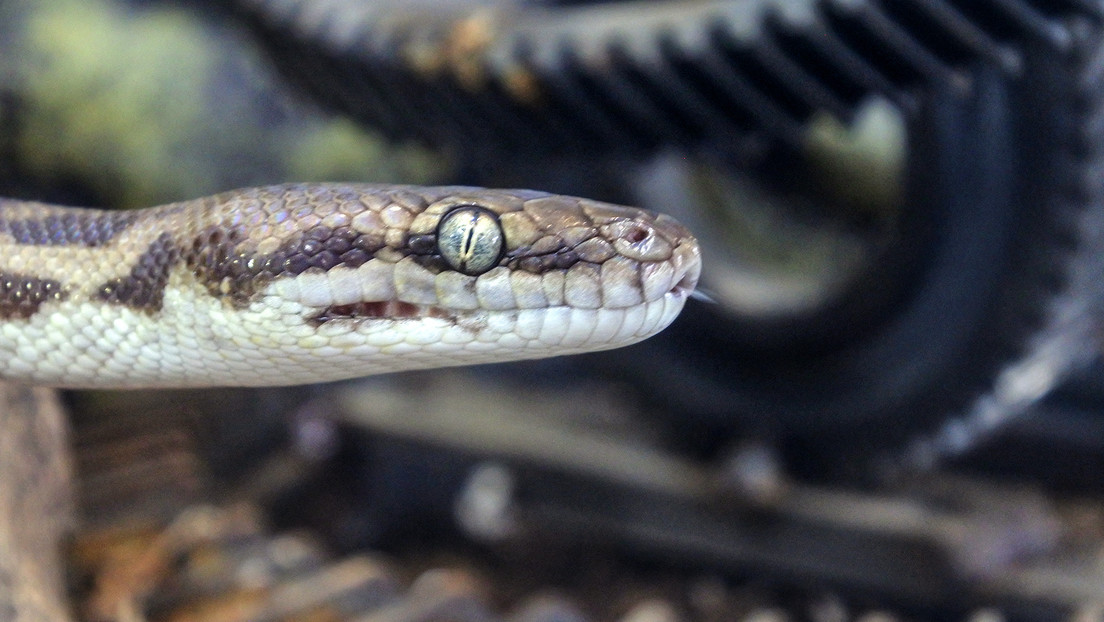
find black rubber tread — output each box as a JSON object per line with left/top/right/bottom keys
{"left": 232, "top": 0, "right": 1104, "bottom": 473}
{"left": 603, "top": 18, "right": 1104, "bottom": 477}
{"left": 901, "top": 17, "right": 1104, "bottom": 470}
{"left": 234, "top": 0, "right": 1104, "bottom": 157}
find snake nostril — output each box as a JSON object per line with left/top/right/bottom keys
{"left": 626, "top": 225, "right": 649, "bottom": 244}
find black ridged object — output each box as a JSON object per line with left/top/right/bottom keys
{"left": 235, "top": 0, "right": 1104, "bottom": 476}
{"left": 234, "top": 0, "right": 1103, "bottom": 157}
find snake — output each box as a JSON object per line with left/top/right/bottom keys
{"left": 0, "top": 183, "right": 700, "bottom": 388}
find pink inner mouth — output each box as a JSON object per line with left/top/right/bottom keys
{"left": 670, "top": 271, "right": 698, "bottom": 297}
{"left": 312, "top": 300, "right": 452, "bottom": 324}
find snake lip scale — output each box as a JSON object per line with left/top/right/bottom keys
{"left": 0, "top": 183, "right": 701, "bottom": 388}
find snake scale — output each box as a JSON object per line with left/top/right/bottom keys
{"left": 0, "top": 183, "right": 700, "bottom": 388}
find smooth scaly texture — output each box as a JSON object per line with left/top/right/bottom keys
{"left": 0, "top": 183, "right": 701, "bottom": 388}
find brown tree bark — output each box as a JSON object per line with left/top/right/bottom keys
{"left": 0, "top": 384, "right": 74, "bottom": 621}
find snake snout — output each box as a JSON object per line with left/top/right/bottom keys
{"left": 672, "top": 266, "right": 699, "bottom": 297}
{"left": 670, "top": 243, "right": 702, "bottom": 299}
{"left": 656, "top": 214, "right": 702, "bottom": 301}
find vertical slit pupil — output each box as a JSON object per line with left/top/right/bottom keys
{"left": 460, "top": 212, "right": 478, "bottom": 271}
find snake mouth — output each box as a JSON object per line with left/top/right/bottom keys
{"left": 670, "top": 272, "right": 697, "bottom": 298}
{"left": 310, "top": 300, "right": 454, "bottom": 324}
{"left": 668, "top": 247, "right": 703, "bottom": 299}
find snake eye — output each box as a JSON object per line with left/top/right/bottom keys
{"left": 436, "top": 206, "right": 505, "bottom": 276}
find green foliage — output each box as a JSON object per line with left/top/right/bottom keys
{"left": 12, "top": 0, "right": 444, "bottom": 208}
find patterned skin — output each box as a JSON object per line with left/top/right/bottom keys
{"left": 0, "top": 183, "right": 700, "bottom": 387}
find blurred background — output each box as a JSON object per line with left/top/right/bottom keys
{"left": 3, "top": 0, "right": 1104, "bottom": 620}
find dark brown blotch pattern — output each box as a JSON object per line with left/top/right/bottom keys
{"left": 185, "top": 224, "right": 391, "bottom": 306}
{"left": 181, "top": 188, "right": 653, "bottom": 308}
{"left": 0, "top": 272, "right": 67, "bottom": 319}
{"left": 276, "top": 226, "right": 391, "bottom": 276}
{"left": 506, "top": 237, "right": 584, "bottom": 273}
{"left": 94, "top": 233, "right": 181, "bottom": 311}
{"left": 0, "top": 210, "right": 138, "bottom": 247}
{"left": 186, "top": 226, "right": 259, "bottom": 306}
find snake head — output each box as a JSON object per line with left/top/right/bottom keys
{"left": 214, "top": 183, "right": 702, "bottom": 383}
{"left": 0, "top": 183, "right": 699, "bottom": 387}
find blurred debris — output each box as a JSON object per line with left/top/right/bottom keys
{"left": 62, "top": 367, "right": 1104, "bottom": 617}
{"left": 0, "top": 384, "right": 73, "bottom": 622}
{"left": 326, "top": 370, "right": 1104, "bottom": 610}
